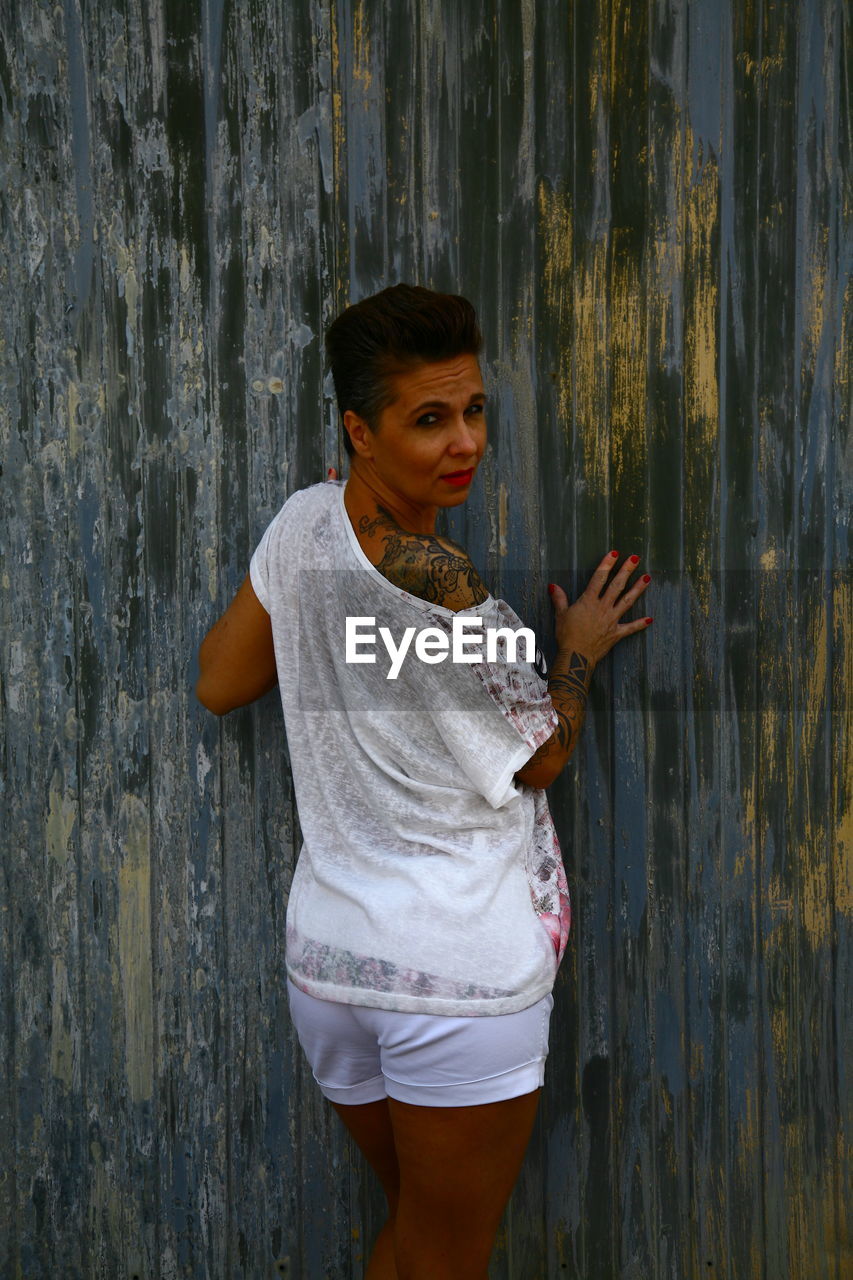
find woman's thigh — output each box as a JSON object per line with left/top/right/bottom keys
{"left": 330, "top": 1098, "right": 400, "bottom": 1212}
{"left": 389, "top": 1089, "right": 542, "bottom": 1277}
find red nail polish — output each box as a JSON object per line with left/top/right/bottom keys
{"left": 630, "top": 554, "right": 640, "bottom": 564}
{"left": 643, "top": 574, "right": 651, "bottom": 583}
{"left": 645, "top": 617, "right": 653, "bottom": 624}
{"left": 610, "top": 550, "right": 619, "bottom": 558}
{"left": 548, "top": 583, "right": 556, "bottom": 594}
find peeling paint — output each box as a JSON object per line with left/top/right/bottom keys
{"left": 574, "top": 240, "right": 611, "bottom": 490}
{"left": 609, "top": 251, "right": 645, "bottom": 495}
{"left": 351, "top": 0, "right": 372, "bottom": 92}
{"left": 117, "top": 795, "right": 153, "bottom": 1104}
{"left": 46, "top": 785, "right": 76, "bottom": 870}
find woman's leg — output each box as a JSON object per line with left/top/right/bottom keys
{"left": 331, "top": 1099, "right": 400, "bottom": 1279}
{"left": 388, "top": 1088, "right": 541, "bottom": 1280}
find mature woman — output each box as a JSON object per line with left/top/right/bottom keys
{"left": 196, "top": 284, "right": 651, "bottom": 1279}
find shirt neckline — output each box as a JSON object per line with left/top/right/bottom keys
{"left": 335, "top": 480, "right": 492, "bottom": 619}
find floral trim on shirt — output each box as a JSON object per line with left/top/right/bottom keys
{"left": 525, "top": 790, "right": 572, "bottom": 964}
{"left": 287, "top": 931, "right": 517, "bottom": 1002}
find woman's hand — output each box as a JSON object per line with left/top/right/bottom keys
{"left": 548, "top": 551, "right": 652, "bottom": 668}
{"left": 515, "top": 553, "right": 650, "bottom": 786}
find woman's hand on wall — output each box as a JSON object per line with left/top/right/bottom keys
{"left": 548, "top": 552, "right": 652, "bottom": 669}
{"left": 515, "top": 557, "right": 651, "bottom": 788}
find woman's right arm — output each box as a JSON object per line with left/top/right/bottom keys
{"left": 196, "top": 574, "right": 279, "bottom": 715}
{"left": 515, "top": 551, "right": 652, "bottom": 788}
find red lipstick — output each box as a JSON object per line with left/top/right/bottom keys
{"left": 441, "top": 468, "right": 475, "bottom": 487}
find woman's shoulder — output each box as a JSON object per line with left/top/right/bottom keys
{"left": 370, "top": 523, "right": 489, "bottom": 613}
{"left": 256, "top": 483, "right": 340, "bottom": 564}
{"left": 268, "top": 480, "right": 339, "bottom": 525}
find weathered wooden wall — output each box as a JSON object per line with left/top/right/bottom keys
{"left": 1, "top": 0, "right": 849, "bottom": 1276}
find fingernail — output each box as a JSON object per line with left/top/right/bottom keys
{"left": 610, "top": 550, "right": 619, "bottom": 558}
{"left": 327, "top": 468, "right": 334, "bottom": 478}
{"left": 643, "top": 574, "right": 651, "bottom": 583}
{"left": 645, "top": 617, "right": 653, "bottom": 624}
{"left": 630, "top": 554, "right": 640, "bottom": 564}
{"left": 548, "top": 583, "right": 556, "bottom": 594}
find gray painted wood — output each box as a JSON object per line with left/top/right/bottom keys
{"left": 1, "top": 0, "right": 848, "bottom": 1275}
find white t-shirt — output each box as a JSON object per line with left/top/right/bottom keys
{"left": 249, "top": 480, "right": 571, "bottom": 1016}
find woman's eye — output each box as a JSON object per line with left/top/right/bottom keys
{"left": 466, "top": 403, "right": 485, "bottom": 417}
{"left": 416, "top": 413, "right": 439, "bottom": 426}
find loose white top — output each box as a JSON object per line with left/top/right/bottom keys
{"left": 249, "top": 480, "right": 571, "bottom": 1016}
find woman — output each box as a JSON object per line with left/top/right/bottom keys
{"left": 196, "top": 284, "right": 652, "bottom": 1278}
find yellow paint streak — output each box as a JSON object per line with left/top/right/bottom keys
{"left": 67, "top": 378, "right": 82, "bottom": 456}
{"left": 685, "top": 235, "right": 717, "bottom": 423}
{"left": 329, "top": 2, "right": 347, "bottom": 295}
{"left": 648, "top": 111, "right": 686, "bottom": 366}
{"left": 46, "top": 786, "right": 76, "bottom": 868}
{"left": 798, "top": 595, "right": 833, "bottom": 946}
{"left": 574, "top": 240, "right": 610, "bottom": 490}
{"left": 801, "top": 221, "right": 829, "bottom": 383}
{"left": 838, "top": 271, "right": 851, "bottom": 411}
{"left": 352, "top": 0, "right": 372, "bottom": 92}
{"left": 179, "top": 246, "right": 192, "bottom": 295}
{"left": 108, "top": 213, "right": 138, "bottom": 344}
{"left": 609, "top": 244, "right": 645, "bottom": 494}
{"left": 732, "top": 1087, "right": 764, "bottom": 1274}
{"left": 537, "top": 182, "right": 574, "bottom": 441}
{"left": 833, "top": 575, "right": 853, "bottom": 923}
{"left": 759, "top": 698, "right": 795, "bottom": 835}
{"left": 538, "top": 182, "right": 573, "bottom": 321}
{"left": 683, "top": 138, "right": 720, "bottom": 615}
{"left": 117, "top": 794, "right": 154, "bottom": 1103}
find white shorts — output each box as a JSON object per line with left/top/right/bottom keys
{"left": 287, "top": 979, "right": 554, "bottom": 1108}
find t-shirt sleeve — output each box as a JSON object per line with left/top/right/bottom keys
{"left": 249, "top": 515, "right": 277, "bottom": 613}
{"left": 250, "top": 493, "right": 303, "bottom": 613}
{"left": 418, "top": 599, "right": 558, "bottom": 810}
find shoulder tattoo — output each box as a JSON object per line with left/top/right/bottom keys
{"left": 358, "top": 506, "right": 489, "bottom": 609}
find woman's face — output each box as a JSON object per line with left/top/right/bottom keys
{"left": 346, "top": 353, "right": 487, "bottom": 513}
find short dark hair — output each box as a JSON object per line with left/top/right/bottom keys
{"left": 325, "top": 284, "right": 483, "bottom": 457}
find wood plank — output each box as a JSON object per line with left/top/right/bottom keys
{"left": 568, "top": 0, "right": 618, "bottom": 1273}
{"left": 645, "top": 2, "right": 695, "bottom": 1277}
{"left": 533, "top": 5, "right": 582, "bottom": 1274}
{"left": 748, "top": 0, "right": 815, "bottom": 1275}
{"left": 607, "top": 0, "right": 657, "bottom": 1273}
{"left": 720, "top": 0, "right": 767, "bottom": 1272}
{"left": 489, "top": 6, "right": 546, "bottom": 1266}
{"left": 789, "top": 2, "right": 847, "bottom": 1271}
{"left": 681, "top": 0, "right": 727, "bottom": 1271}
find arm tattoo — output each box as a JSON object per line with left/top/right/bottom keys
{"left": 358, "top": 505, "right": 489, "bottom": 609}
{"left": 524, "top": 650, "right": 592, "bottom": 769}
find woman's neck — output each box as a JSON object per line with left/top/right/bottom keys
{"left": 343, "top": 462, "right": 438, "bottom": 536}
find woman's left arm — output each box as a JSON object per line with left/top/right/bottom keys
{"left": 196, "top": 471, "right": 340, "bottom": 714}
{"left": 195, "top": 574, "right": 278, "bottom": 715}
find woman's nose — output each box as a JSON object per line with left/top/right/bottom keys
{"left": 449, "top": 415, "right": 480, "bottom": 454}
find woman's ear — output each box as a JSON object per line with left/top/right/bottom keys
{"left": 343, "top": 409, "right": 374, "bottom": 459}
